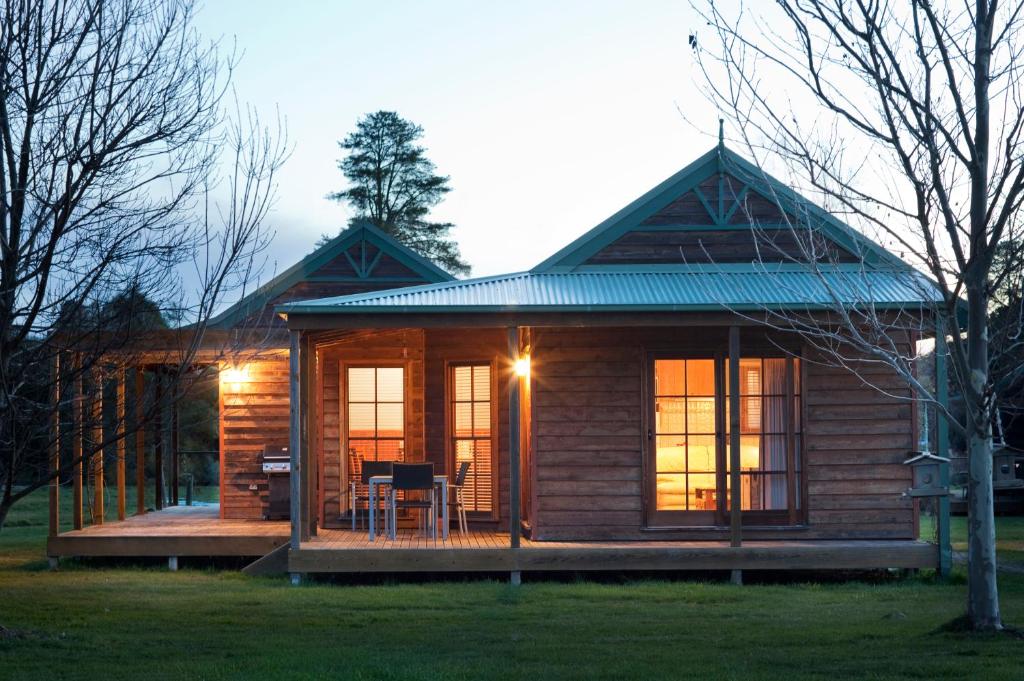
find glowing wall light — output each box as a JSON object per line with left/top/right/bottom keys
{"left": 220, "top": 364, "right": 250, "bottom": 390}
{"left": 514, "top": 356, "right": 530, "bottom": 378}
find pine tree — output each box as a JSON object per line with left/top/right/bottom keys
{"left": 325, "top": 111, "right": 470, "bottom": 275}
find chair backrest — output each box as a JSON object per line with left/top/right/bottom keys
{"left": 454, "top": 460, "right": 471, "bottom": 487}
{"left": 361, "top": 460, "right": 394, "bottom": 485}
{"left": 392, "top": 462, "right": 434, "bottom": 491}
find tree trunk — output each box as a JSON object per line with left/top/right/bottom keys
{"left": 965, "top": 277, "right": 1002, "bottom": 630}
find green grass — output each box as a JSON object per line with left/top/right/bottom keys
{"left": 2, "top": 490, "right": 1022, "bottom": 680}
{"left": 919, "top": 512, "right": 1024, "bottom": 567}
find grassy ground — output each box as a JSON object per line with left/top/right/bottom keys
{"left": 1, "top": 490, "right": 1022, "bottom": 680}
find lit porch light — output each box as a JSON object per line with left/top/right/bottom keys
{"left": 220, "top": 364, "right": 250, "bottom": 390}
{"left": 514, "top": 356, "right": 530, "bottom": 378}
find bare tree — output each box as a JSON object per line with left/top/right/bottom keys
{"left": 0, "top": 0, "right": 286, "bottom": 528}
{"left": 689, "top": 0, "right": 1024, "bottom": 631}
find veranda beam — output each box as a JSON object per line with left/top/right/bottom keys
{"left": 48, "top": 354, "right": 60, "bottom": 537}
{"left": 135, "top": 367, "right": 146, "bottom": 515}
{"left": 508, "top": 326, "right": 521, "bottom": 550}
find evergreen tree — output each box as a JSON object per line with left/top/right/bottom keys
{"left": 325, "top": 111, "right": 470, "bottom": 275}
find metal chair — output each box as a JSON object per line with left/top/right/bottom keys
{"left": 389, "top": 462, "right": 436, "bottom": 540}
{"left": 448, "top": 460, "right": 471, "bottom": 535}
{"left": 350, "top": 459, "right": 394, "bottom": 532}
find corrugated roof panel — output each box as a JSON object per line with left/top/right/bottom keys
{"left": 276, "top": 269, "right": 937, "bottom": 315}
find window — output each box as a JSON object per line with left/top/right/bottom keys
{"left": 347, "top": 367, "right": 405, "bottom": 477}
{"left": 653, "top": 359, "right": 717, "bottom": 513}
{"left": 450, "top": 363, "right": 494, "bottom": 515}
{"left": 726, "top": 357, "right": 801, "bottom": 514}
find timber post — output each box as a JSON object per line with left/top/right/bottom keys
{"left": 299, "top": 333, "right": 312, "bottom": 541}
{"left": 48, "top": 353, "right": 61, "bottom": 538}
{"left": 154, "top": 371, "right": 163, "bottom": 511}
{"left": 72, "top": 356, "right": 83, "bottom": 530}
{"left": 508, "top": 326, "right": 521, "bottom": 552}
{"left": 134, "top": 367, "right": 146, "bottom": 514}
{"left": 288, "top": 329, "right": 303, "bottom": 584}
{"left": 171, "top": 395, "right": 180, "bottom": 506}
{"left": 728, "top": 326, "right": 742, "bottom": 585}
{"left": 91, "top": 374, "right": 104, "bottom": 524}
{"left": 116, "top": 367, "right": 126, "bottom": 520}
{"left": 935, "top": 316, "right": 952, "bottom": 578}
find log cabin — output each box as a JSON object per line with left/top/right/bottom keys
{"left": 46, "top": 143, "right": 952, "bottom": 579}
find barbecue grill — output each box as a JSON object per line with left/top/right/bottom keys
{"left": 262, "top": 445, "right": 290, "bottom": 520}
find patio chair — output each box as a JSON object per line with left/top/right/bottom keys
{"left": 349, "top": 459, "right": 394, "bottom": 532}
{"left": 448, "top": 460, "right": 471, "bottom": 535}
{"left": 389, "top": 462, "right": 435, "bottom": 540}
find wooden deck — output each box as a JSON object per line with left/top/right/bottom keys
{"left": 46, "top": 506, "right": 289, "bottom": 558}
{"left": 289, "top": 528, "right": 939, "bottom": 574}
{"left": 45, "top": 512, "right": 939, "bottom": 574}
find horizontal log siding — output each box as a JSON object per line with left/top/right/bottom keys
{"left": 531, "top": 327, "right": 917, "bottom": 541}
{"left": 803, "top": 352, "right": 915, "bottom": 539}
{"left": 220, "top": 360, "right": 290, "bottom": 519}
{"left": 532, "top": 328, "right": 645, "bottom": 539}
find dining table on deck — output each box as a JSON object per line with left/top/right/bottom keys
{"left": 367, "top": 474, "right": 449, "bottom": 541}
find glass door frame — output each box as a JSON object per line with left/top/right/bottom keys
{"left": 643, "top": 351, "right": 727, "bottom": 528}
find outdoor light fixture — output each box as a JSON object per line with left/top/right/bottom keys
{"left": 514, "top": 356, "right": 530, "bottom": 378}
{"left": 221, "top": 364, "right": 250, "bottom": 389}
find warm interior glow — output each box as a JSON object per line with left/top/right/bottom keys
{"left": 220, "top": 364, "right": 250, "bottom": 389}
{"left": 514, "top": 356, "right": 530, "bottom": 378}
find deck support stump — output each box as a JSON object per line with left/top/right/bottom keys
{"left": 48, "top": 557, "right": 59, "bottom": 570}
{"left": 168, "top": 556, "right": 178, "bottom": 571}
{"left": 290, "top": 572, "right": 302, "bottom": 586}
{"left": 730, "top": 569, "right": 743, "bottom": 585}
{"left": 510, "top": 570, "right": 522, "bottom": 585}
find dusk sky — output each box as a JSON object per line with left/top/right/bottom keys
{"left": 193, "top": 1, "right": 721, "bottom": 280}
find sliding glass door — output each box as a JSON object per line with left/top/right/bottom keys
{"left": 646, "top": 354, "right": 802, "bottom": 528}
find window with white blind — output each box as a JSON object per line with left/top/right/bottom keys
{"left": 347, "top": 367, "right": 405, "bottom": 480}
{"left": 449, "top": 363, "right": 495, "bottom": 515}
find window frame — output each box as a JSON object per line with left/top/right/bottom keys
{"left": 340, "top": 362, "right": 408, "bottom": 498}
{"left": 643, "top": 351, "right": 806, "bottom": 529}
{"left": 445, "top": 359, "right": 500, "bottom": 521}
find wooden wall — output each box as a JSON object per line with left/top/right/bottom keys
{"left": 220, "top": 359, "right": 290, "bottom": 520}
{"left": 530, "top": 326, "right": 916, "bottom": 541}
{"left": 221, "top": 323, "right": 916, "bottom": 540}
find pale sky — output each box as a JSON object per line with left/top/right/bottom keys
{"left": 192, "top": 1, "right": 721, "bottom": 280}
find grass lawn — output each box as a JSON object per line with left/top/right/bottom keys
{"left": 1, "top": 489, "right": 1022, "bottom": 680}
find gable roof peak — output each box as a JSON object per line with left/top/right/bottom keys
{"left": 532, "top": 144, "right": 912, "bottom": 274}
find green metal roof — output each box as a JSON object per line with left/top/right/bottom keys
{"left": 275, "top": 145, "right": 939, "bottom": 319}
{"left": 208, "top": 220, "right": 453, "bottom": 329}
{"left": 276, "top": 266, "right": 937, "bottom": 315}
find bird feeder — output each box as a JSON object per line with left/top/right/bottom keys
{"left": 903, "top": 451, "right": 950, "bottom": 497}
{"left": 992, "top": 443, "right": 1024, "bottom": 490}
